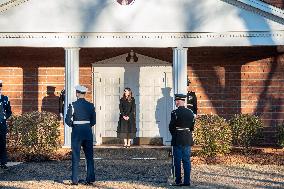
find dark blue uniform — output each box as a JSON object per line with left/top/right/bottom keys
{"left": 65, "top": 98, "right": 96, "bottom": 184}
{"left": 187, "top": 91, "right": 197, "bottom": 115}
{"left": 0, "top": 94, "right": 12, "bottom": 167}
{"left": 59, "top": 89, "right": 65, "bottom": 116}
{"left": 169, "top": 106, "right": 195, "bottom": 146}
{"left": 169, "top": 105, "right": 194, "bottom": 186}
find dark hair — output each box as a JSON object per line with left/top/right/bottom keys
{"left": 122, "top": 87, "right": 133, "bottom": 102}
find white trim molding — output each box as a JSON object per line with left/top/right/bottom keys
{"left": 0, "top": 0, "right": 29, "bottom": 13}
{"left": 221, "top": 0, "right": 284, "bottom": 25}
{"left": 0, "top": 31, "right": 284, "bottom": 47}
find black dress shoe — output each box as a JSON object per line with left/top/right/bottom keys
{"left": 79, "top": 180, "right": 94, "bottom": 185}
{"left": 170, "top": 182, "right": 182, "bottom": 186}
{"left": 84, "top": 181, "right": 94, "bottom": 185}
{"left": 181, "top": 183, "right": 191, "bottom": 186}
{"left": 78, "top": 179, "right": 94, "bottom": 185}
{"left": 71, "top": 182, "right": 78, "bottom": 185}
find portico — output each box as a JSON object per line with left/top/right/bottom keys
{"left": 0, "top": 0, "right": 284, "bottom": 146}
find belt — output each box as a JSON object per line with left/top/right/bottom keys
{"left": 73, "top": 121, "right": 90, "bottom": 124}
{"left": 176, "top": 127, "right": 191, "bottom": 131}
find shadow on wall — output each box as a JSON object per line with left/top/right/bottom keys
{"left": 155, "top": 87, "right": 173, "bottom": 144}
{"left": 181, "top": 0, "right": 283, "bottom": 128}
{"left": 78, "top": 1, "right": 108, "bottom": 46}
{"left": 238, "top": 3, "right": 284, "bottom": 130}
{"left": 253, "top": 54, "right": 284, "bottom": 144}
{"left": 41, "top": 86, "right": 60, "bottom": 119}
{"left": 188, "top": 47, "right": 279, "bottom": 121}
{"left": 0, "top": 47, "right": 65, "bottom": 114}
{"left": 22, "top": 67, "right": 38, "bottom": 113}
{"left": 188, "top": 48, "right": 243, "bottom": 119}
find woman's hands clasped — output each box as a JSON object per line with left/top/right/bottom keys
{"left": 123, "top": 115, "right": 129, "bottom": 121}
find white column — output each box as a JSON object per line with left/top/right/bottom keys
{"left": 64, "top": 48, "right": 80, "bottom": 147}
{"left": 173, "top": 47, "right": 188, "bottom": 95}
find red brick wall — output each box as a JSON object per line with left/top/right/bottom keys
{"left": 188, "top": 47, "right": 283, "bottom": 145}
{"left": 0, "top": 47, "right": 283, "bottom": 145}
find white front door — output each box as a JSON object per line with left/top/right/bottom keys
{"left": 139, "top": 67, "right": 173, "bottom": 145}
{"left": 93, "top": 67, "right": 124, "bottom": 145}
{"left": 93, "top": 55, "right": 173, "bottom": 145}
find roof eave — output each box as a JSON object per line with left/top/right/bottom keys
{"left": 221, "top": 0, "right": 284, "bottom": 25}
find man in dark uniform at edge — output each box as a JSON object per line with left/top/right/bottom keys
{"left": 0, "top": 80, "right": 12, "bottom": 170}
{"left": 59, "top": 89, "right": 65, "bottom": 118}
{"left": 187, "top": 80, "right": 197, "bottom": 116}
{"left": 65, "top": 85, "right": 96, "bottom": 185}
{"left": 169, "top": 94, "right": 195, "bottom": 186}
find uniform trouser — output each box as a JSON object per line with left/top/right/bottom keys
{"left": 173, "top": 145, "right": 191, "bottom": 185}
{"left": 0, "top": 132, "right": 7, "bottom": 165}
{"left": 71, "top": 138, "right": 95, "bottom": 183}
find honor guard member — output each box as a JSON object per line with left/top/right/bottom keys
{"left": 169, "top": 94, "right": 194, "bottom": 186}
{"left": 65, "top": 85, "right": 96, "bottom": 185}
{"left": 187, "top": 80, "right": 197, "bottom": 116}
{"left": 0, "top": 80, "right": 12, "bottom": 170}
{"left": 59, "top": 89, "right": 65, "bottom": 118}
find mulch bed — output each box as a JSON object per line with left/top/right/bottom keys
{"left": 191, "top": 147, "right": 284, "bottom": 165}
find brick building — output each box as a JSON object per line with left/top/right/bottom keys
{"left": 0, "top": 0, "right": 283, "bottom": 146}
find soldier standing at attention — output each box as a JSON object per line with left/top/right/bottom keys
{"left": 65, "top": 85, "right": 96, "bottom": 185}
{"left": 169, "top": 94, "right": 195, "bottom": 186}
{"left": 187, "top": 80, "right": 197, "bottom": 116}
{"left": 0, "top": 80, "right": 12, "bottom": 170}
{"left": 59, "top": 89, "right": 65, "bottom": 119}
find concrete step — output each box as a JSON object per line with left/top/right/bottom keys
{"left": 80, "top": 145, "right": 171, "bottom": 160}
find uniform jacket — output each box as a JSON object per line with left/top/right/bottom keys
{"left": 0, "top": 94, "right": 12, "bottom": 133}
{"left": 59, "top": 89, "right": 65, "bottom": 114}
{"left": 169, "top": 106, "right": 194, "bottom": 146}
{"left": 187, "top": 91, "right": 197, "bottom": 115}
{"left": 65, "top": 98, "right": 96, "bottom": 140}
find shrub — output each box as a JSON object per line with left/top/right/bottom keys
{"left": 194, "top": 115, "right": 232, "bottom": 157}
{"left": 276, "top": 121, "right": 284, "bottom": 148}
{"left": 7, "top": 111, "right": 61, "bottom": 161}
{"left": 229, "top": 114, "right": 263, "bottom": 151}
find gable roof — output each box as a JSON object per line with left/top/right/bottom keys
{"left": 94, "top": 53, "right": 171, "bottom": 66}
{"left": 0, "top": 0, "right": 284, "bottom": 47}
{"left": 1, "top": 0, "right": 284, "bottom": 32}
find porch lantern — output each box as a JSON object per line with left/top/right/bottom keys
{"left": 126, "top": 50, "right": 138, "bottom": 62}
